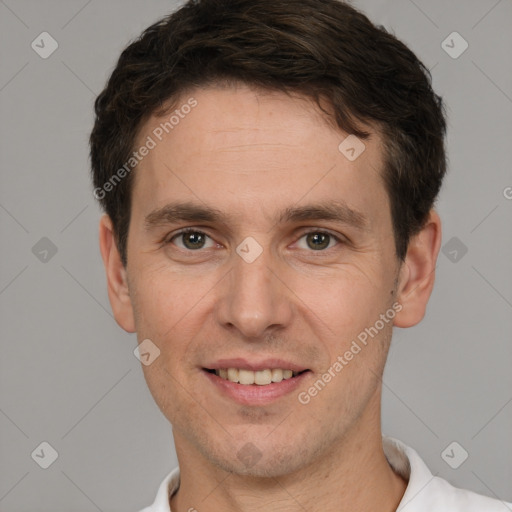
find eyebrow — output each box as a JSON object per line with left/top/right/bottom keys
{"left": 144, "top": 200, "right": 369, "bottom": 232}
{"left": 278, "top": 202, "right": 368, "bottom": 231}
{"left": 144, "top": 202, "right": 226, "bottom": 230}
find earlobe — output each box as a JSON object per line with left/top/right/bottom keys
{"left": 393, "top": 210, "right": 442, "bottom": 328}
{"left": 98, "top": 214, "right": 136, "bottom": 333}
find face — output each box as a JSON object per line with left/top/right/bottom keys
{"left": 104, "top": 83, "right": 427, "bottom": 478}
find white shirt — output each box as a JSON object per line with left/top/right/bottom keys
{"left": 139, "top": 436, "right": 511, "bottom": 511}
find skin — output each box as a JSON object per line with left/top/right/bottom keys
{"left": 99, "top": 83, "right": 442, "bottom": 511}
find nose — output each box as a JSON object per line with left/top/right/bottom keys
{"left": 215, "top": 245, "right": 294, "bottom": 340}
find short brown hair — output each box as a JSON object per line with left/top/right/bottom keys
{"left": 90, "top": 0, "right": 447, "bottom": 266}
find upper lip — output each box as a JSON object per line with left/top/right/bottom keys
{"left": 203, "top": 358, "right": 309, "bottom": 372}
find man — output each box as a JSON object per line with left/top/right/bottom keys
{"left": 90, "top": 0, "right": 511, "bottom": 510}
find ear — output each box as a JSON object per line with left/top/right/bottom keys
{"left": 393, "top": 209, "right": 442, "bottom": 328}
{"left": 98, "top": 214, "right": 136, "bottom": 333}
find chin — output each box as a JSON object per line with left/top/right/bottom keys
{"left": 201, "top": 436, "right": 322, "bottom": 479}
{"left": 213, "top": 453, "right": 303, "bottom": 479}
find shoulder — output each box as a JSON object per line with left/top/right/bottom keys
{"left": 137, "top": 467, "right": 180, "bottom": 512}
{"left": 418, "top": 474, "right": 511, "bottom": 511}
{"left": 383, "top": 436, "right": 512, "bottom": 512}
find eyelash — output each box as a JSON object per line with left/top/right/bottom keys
{"left": 164, "top": 227, "right": 344, "bottom": 251}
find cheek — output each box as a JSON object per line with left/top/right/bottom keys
{"left": 131, "top": 267, "right": 203, "bottom": 333}
{"left": 141, "top": 362, "right": 190, "bottom": 428}
{"left": 130, "top": 266, "right": 218, "bottom": 383}
{"left": 294, "top": 265, "right": 390, "bottom": 338}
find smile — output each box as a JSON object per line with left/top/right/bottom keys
{"left": 206, "top": 368, "right": 306, "bottom": 385}
{"left": 203, "top": 367, "right": 311, "bottom": 405}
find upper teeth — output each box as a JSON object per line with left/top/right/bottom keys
{"left": 215, "top": 368, "right": 298, "bottom": 385}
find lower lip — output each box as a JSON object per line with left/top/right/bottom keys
{"left": 203, "top": 370, "right": 311, "bottom": 405}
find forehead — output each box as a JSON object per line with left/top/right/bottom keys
{"left": 131, "top": 84, "right": 389, "bottom": 228}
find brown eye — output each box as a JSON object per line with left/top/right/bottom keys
{"left": 169, "top": 229, "right": 214, "bottom": 250}
{"left": 296, "top": 231, "right": 340, "bottom": 251}
{"left": 181, "top": 231, "right": 206, "bottom": 249}
{"left": 305, "top": 232, "right": 331, "bottom": 250}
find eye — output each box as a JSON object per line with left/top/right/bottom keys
{"left": 296, "top": 230, "right": 341, "bottom": 251}
{"left": 168, "top": 228, "right": 216, "bottom": 250}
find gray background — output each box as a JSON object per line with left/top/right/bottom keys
{"left": 0, "top": 0, "right": 511, "bottom": 510}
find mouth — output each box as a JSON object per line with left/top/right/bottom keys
{"left": 203, "top": 367, "right": 309, "bottom": 386}
{"left": 201, "top": 357, "right": 312, "bottom": 405}
{"left": 202, "top": 365, "right": 312, "bottom": 405}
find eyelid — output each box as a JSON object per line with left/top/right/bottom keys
{"left": 295, "top": 227, "right": 344, "bottom": 241}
